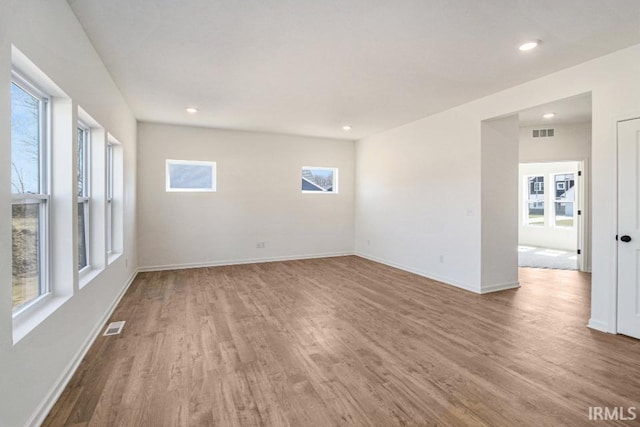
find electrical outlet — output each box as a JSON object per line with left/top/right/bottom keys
{"left": 367, "top": 239, "right": 371, "bottom": 246}
{"left": 439, "top": 255, "right": 444, "bottom": 263}
{"left": 256, "top": 242, "right": 266, "bottom": 249}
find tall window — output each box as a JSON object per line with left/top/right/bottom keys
{"left": 526, "top": 176, "right": 544, "bottom": 226}
{"left": 11, "top": 73, "right": 49, "bottom": 310}
{"left": 554, "top": 173, "right": 575, "bottom": 227}
{"left": 77, "top": 124, "right": 90, "bottom": 271}
{"left": 106, "top": 143, "right": 114, "bottom": 253}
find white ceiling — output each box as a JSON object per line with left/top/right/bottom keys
{"left": 67, "top": 0, "right": 640, "bottom": 140}
{"left": 519, "top": 93, "right": 592, "bottom": 127}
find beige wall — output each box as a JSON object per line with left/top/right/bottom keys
{"left": 137, "top": 122, "right": 355, "bottom": 270}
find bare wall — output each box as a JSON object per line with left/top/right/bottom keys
{"left": 0, "top": 0, "right": 137, "bottom": 426}
{"left": 137, "top": 122, "right": 355, "bottom": 270}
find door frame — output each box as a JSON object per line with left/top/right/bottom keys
{"left": 615, "top": 116, "right": 640, "bottom": 334}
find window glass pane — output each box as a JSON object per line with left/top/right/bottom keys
{"left": 78, "top": 202, "right": 88, "bottom": 270}
{"left": 107, "top": 145, "right": 113, "bottom": 253}
{"left": 167, "top": 161, "right": 215, "bottom": 191}
{"left": 302, "top": 167, "right": 336, "bottom": 192}
{"left": 554, "top": 173, "right": 575, "bottom": 201}
{"left": 77, "top": 128, "right": 85, "bottom": 197}
{"left": 528, "top": 176, "right": 544, "bottom": 199}
{"left": 526, "top": 176, "right": 544, "bottom": 226}
{"left": 12, "top": 203, "right": 41, "bottom": 309}
{"left": 107, "top": 145, "right": 113, "bottom": 199}
{"left": 554, "top": 173, "right": 575, "bottom": 227}
{"left": 555, "top": 202, "right": 574, "bottom": 227}
{"left": 527, "top": 202, "right": 545, "bottom": 226}
{"left": 11, "top": 83, "right": 40, "bottom": 194}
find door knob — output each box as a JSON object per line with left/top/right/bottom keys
{"left": 621, "top": 235, "right": 632, "bottom": 242}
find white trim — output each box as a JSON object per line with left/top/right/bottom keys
{"left": 480, "top": 281, "right": 520, "bottom": 294}
{"left": 587, "top": 318, "right": 610, "bottom": 334}
{"left": 26, "top": 269, "right": 139, "bottom": 427}
{"left": 355, "top": 252, "right": 481, "bottom": 294}
{"left": 138, "top": 252, "right": 355, "bottom": 272}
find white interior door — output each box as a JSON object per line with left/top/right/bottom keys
{"left": 617, "top": 118, "right": 640, "bottom": 339}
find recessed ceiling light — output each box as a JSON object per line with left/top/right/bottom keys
{"left": 185, "top": 107, "right": 198, "bottom": 114}
{"left": 543, "top": 113, "right": 556, "bottom": 119}
{"left": 342, "top": 125, "right": 352, "bottom": 131}
{"left": 519, "top": 40, "right": 541, "bottom": 51}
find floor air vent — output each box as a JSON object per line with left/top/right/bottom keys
{"left": 103, "top": 321, "right": 126, "bottom": 336}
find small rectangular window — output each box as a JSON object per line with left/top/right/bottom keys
{"left": 11, "top": 73, "right": 50, "bottom": 311}
{"left": 166, "top": 160, "right": 216, "bottom": 192}
{"left": 302, "top": 167, "right": 338, "bottom": 193}
{"left": 525, "top": 175, "right": 544, "bottom": 226}
{"left": 77, "top": 123, "right": 91, "bottom": 271}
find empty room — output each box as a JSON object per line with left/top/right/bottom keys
{"left": 2, "top": 1, "right": 640, "bottom": 426}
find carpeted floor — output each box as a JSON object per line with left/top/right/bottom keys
{"left": 518, "top": 245, "right": 578, "bottom": 270}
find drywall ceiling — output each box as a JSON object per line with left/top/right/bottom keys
{"left": 67, "top": 0, "right": 640, "bottom": 140}
{"left": 519, "top": 93, "right": 592, "bottom": 127}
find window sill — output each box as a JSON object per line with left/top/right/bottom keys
{"left": 108, "top": 251, "right": 122, "bottom": 266}
{"left": 12, "top": 294, "right": 71, "bottom": 344}
{"left": 79, "top": 267, "right": 103, "bottom": 289}
{"left": 301, "top": 191, "right": 339, "bottom": 194}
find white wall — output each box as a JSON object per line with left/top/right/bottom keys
{"left": 137, "top": 122, "right": 355, "bottom": 270}
{"left": 518, "top": 161, "right": 580, "bottom": 251}
{"left": 481, "top": 115, "right": 520, "bottom": 292}
{"left": 355, "top": 43, "right": 640, "bottom": 334}
{"left": 520, "top": 122, "right": 591, "bottom": 162}
{"left": 0, "top": 1, "right": 137, "bottom": 426}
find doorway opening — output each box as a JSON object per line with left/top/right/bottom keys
{"left": 516, "top": 93, "right": 592, "bottom": 272}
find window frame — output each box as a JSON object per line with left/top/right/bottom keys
{"left": 524, "top": 175, "right": 545, "bottom": 227}
{"left": 553, "top": 172, "right": 576, "bottom": 229}
{"left": 301, "top": 166, "right": 339, "bottom": 194}
{"left": 10, "top": 70, "right": 52, "bottom": 314}
{"left": 77, "top": 122, "right": 91, "bottom": 273}
{"left": 106, "top": 143, "right": 114, "bottom": 254}
{"left": 165, "top": 159, "right": 217, "bottom": 192}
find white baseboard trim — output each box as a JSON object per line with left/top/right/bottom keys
{"left": 587, "top": 318, "right": 610, "bottom": 334}
{"left": 27, "top": 269, "right": 139, "bottom": 427}
{"left": 355, "top": 252, "right": 481, "bottom": 294}
{"left": 138, "top": 251, "right": 356, "bottom": 272}
{"left": 480, "top": 281, "right": 520, "bottom": 294}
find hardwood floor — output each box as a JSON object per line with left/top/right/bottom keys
{"left": 44, "top": 257, "right": 640, "bottom": 426}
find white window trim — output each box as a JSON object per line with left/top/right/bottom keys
{"left": 165, "top": 159, "right": 217, "bottom": 192}
{"left": 11, "top": 70, "right": 51, "bottom": 314}
{"left": 301, "top": 166, "right": 339, "bottom": 194}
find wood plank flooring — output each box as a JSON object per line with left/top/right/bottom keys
{"left": 44, "top": 256, "right": 640, "bottom": 426}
